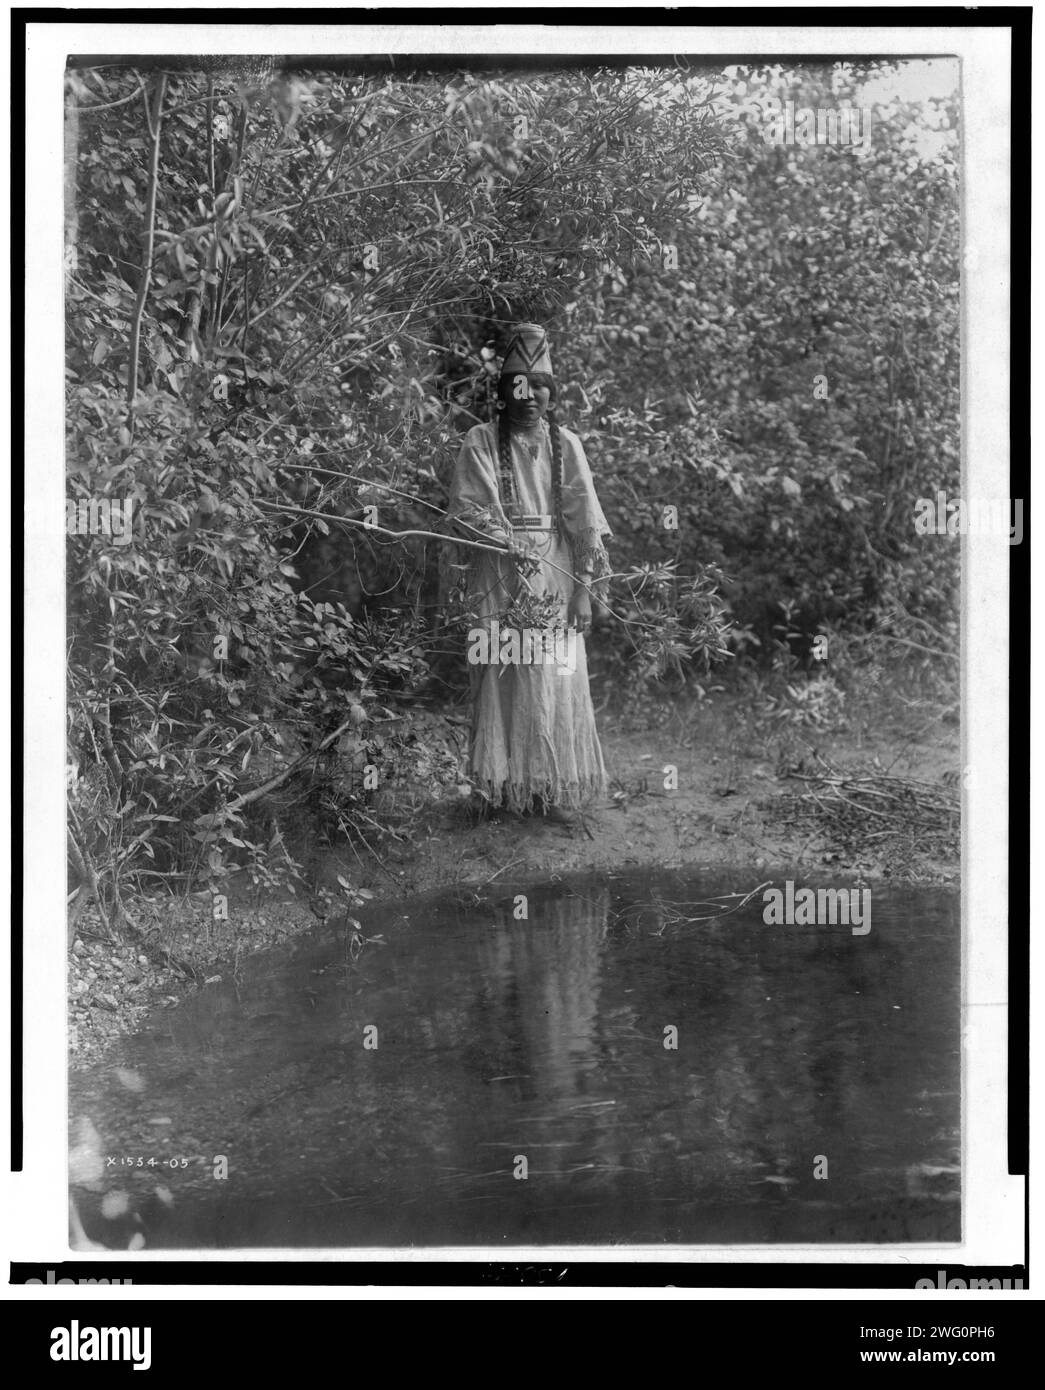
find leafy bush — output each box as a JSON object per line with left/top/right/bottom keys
{"left": 65, "top": 58, "right": 958, "bottom": 926}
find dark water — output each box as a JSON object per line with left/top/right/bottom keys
{"left": 70, "top": 869, "right": 960, "bottom": 1248}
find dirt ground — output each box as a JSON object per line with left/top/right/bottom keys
{"left": 347, "top": 663, "right": 961, "bottom": 892}
{"left": 69, "top": 676, "right": 960, "bottom": 1069}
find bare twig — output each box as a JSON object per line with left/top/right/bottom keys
{"left": 125, "top": 73, "right": 167, "bottom": 433}
{"left": 73, "top": 79, "right": 147, "bottom": 115}
{"left": 220, "top": 715, "right": 358, "bottom": 815}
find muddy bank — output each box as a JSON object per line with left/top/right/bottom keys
{"left": 70, "top": 680, "right": 959, "bottom": 1069}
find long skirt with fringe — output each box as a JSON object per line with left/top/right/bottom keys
{"left": 465, "top": 527, "right": 607, "bottom": 814}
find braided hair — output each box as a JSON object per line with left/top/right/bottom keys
{"left": 496, "top": 372, "right": 563, "bottom": 526}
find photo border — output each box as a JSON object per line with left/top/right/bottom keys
{"left": 11, "top": 6, "right": 1031, "bottom": 1294}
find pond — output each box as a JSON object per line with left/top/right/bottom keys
{"left": 70, "top": 868, "right": 960, "bottom": 1248}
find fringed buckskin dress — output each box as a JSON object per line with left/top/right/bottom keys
{"left": 447, "top": 415, "right": 612, "bottom": 814}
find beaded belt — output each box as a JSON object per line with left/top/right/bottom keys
{"left": 508, "top": 514, "right": 556, "bottom": 531}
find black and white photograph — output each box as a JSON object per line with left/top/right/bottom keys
{"left": 14, "top": 13, "right": 1029, "bottom": 1298}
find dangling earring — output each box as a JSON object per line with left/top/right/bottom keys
{"left": 494, "top": 400, "right": 505, "bottom": 412}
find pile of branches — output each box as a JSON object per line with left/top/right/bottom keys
{"left": 779, "top": 755, "right": 960, "bottom": 863}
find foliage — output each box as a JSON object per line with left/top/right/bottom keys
{"left": 558, "top": 62, "right": 960, "bottom": 661}
{"left": 64, "top": 57, "right": 959, "bottom": 925}
{"left": 66, "top": 60, "right": 732, "bottom": 920}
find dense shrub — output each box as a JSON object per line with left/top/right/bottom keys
{"left": 65, "top": 58, "right": 958, "bottom": 921}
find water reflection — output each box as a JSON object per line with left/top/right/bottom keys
{"left": 478, "top": 886, "right": 613, "bottom": 1097}
{"left": 70, "top": 870, "right": 960, "bottom": 1247}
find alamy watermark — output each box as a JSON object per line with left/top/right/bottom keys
{"left": 762, "top": 99, "right": 873, "bottom": 153}
{"left": 467, "top": 621, "right": 578, "bottom": 675}
{"left": 27, "top": 1271, "right": 133, "bottom": 1285}
{"left": 50, "top": 1321, "right": 151, "bottom": 1370}
{"left": 762, "top": 880, "right": 871, "bottom": 936}
{"left": 915, "top": 1270, "right": 1022, "bottom": 1290}
{"left": 914, "top": 491, "right": 1023, "bottom": 544}
{"left": 66, "top": 497, "right": 135, "bottom": 546}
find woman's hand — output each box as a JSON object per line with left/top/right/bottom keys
{"left": 567, "top": 585, "right": 593, "bottom": 636}
{"left": 507, "top": 544, "right": 541, "bottom": 578}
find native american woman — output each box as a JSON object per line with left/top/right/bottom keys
{"left": 446, "top": 323, "right": 612, "bottom": 816}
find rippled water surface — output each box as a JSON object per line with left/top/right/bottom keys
{"left": 70, "top": 869, "right": 960, "bottom": 1247}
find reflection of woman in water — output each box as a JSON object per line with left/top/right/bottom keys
{"left": 446, "top": 324, "right": 612, "bottom": 818}
{"left": 478, "top": 886, "right": 614, "bottom": 1101}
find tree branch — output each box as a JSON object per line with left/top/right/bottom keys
{"left": 221, "top": 715, "right": 358, "bottom": 814}
{"left": 125, "top": 73, "right": 167, "bottom": 433}
{"left": 255, "top": 499, "right": 510, "bottom": 556}
{"left": 73, "top": 79, "right": 146, "bottom": 115}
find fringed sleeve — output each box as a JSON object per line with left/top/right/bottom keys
{"left": 438, "top": 424, "right": 512, "bottom": 618}
{"left": 558, "top": 428, "right": 613, "bottom": 587}
{"left": 446, "top": 424, "right": 513, "bottom": 547}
